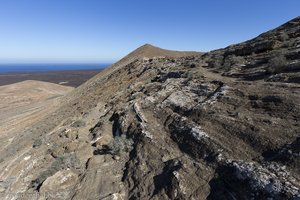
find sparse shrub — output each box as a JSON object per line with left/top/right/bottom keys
{"left": 33, "top": 138, "right": 42, "bottom": 148}
{"left": 233, "top": 55, "right": 246, "bottom": 64}
{"left": 223, "top": 55, "right": 246, "bottom": 70}
{"left": 104, "top": 135, "right": 133, "bottom": 156}
{"left": 54, "top": 153, "right": 80, "bottom": 169}
{"left": 282, "top": 39, "right": 295, "bottom": 48}
{"left": 190, "top": 63, "right": 196, "bottom": 68}
{"left": 31, "top": 153, "right": 80, "bottom": 190}
{"left": 71, "top": 120, "right": 86, "bottom": 128}
{"left": 267, "top": 53, "right": 287, "bottom": 74}
{"left": 211, "top": 54, "right": 224, "bottom": 68}
{"left": 279, "top": 32, "right": 289, "bottom": 42}
{"left": 279, "top": 32, "right": 293, "bottom": 48}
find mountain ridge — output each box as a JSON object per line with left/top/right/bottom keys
{"left": 0, "top": 17, "right": 299, "bottom": 199}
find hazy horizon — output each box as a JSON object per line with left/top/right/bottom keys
{"left": 0, "top": 0, "right": 299, "bottom": 63}
{"left": 0, "top": 63, "right": 110, "bottom": 73}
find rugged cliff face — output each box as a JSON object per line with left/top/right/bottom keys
{"left": 0, "top": 17, "right": 300, "bottom": 200}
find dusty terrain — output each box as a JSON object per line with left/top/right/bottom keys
{"left": 0, "top": 80, "right": 73, "bottom": 167}
{"left": 0, "top": 69, "right": 103, "bottom": 87}
{"left": 0, "top": 17, "right": 300, "bottom": 200}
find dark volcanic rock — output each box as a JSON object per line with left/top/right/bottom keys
{"left": 0, "top": 17, "right": 300, "bottom": 200}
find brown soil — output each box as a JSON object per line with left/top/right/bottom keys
{"left": 0, "top": 17, "right": 299, "bottom": 200}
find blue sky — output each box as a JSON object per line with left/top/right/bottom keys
{"left": 0, "top": 0, "right": 299, "bottom": 63}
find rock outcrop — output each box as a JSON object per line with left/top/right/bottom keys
{"left": 0, "top": 17, "right": 300, "bottom": 200}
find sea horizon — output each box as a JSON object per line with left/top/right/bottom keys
{"left": 0, "top": 63, "right": 111, "bottom": 73}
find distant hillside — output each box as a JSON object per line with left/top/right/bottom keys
{"left": 0, "top": 80, "right": 72, "bottom": 154}
{"left": 0, "top": 69, "right": 102, "bottom": 87}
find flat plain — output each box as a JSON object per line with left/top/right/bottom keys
{"left": 0, "top": 69, "right": 103, "bottom": 87}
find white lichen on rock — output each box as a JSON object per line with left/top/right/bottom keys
{"left": 226, "top": 160, "right": 300, "bottom": 198}
{"left": 191, "top": 127, "right": 208, "bottom": 141}
{"left": 204, "top": 85, "right": 229, "bottom": 105}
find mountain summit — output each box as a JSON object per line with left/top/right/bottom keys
{"left": 124, "top": 43, "right": 201, "bottom": 59}
{"left": 0, "top": 17, "right": 300, "bottom": 199}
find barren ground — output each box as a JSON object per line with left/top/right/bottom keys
{"left": 0, "top": 69, "right": 103, "bottom": 87}
{"left": 0, "top": 80, "right": 73, "bottom": 154}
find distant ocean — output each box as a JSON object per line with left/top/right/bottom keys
{"left": 0, "top": 63, "right": 110, "bottom": 73}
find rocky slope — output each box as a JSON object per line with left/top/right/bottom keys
{"left": 0, "top": 17, "right": 300, "bottom": 200}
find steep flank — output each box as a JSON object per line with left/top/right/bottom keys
{"left": 89, "top": 43, "right": 201, "bottom": 80}
{"left": 203, "top": 16, "right": 300, "bottom": 82}
{"left": 0, "top": 18, "right": 299, "bottom": 200}
{"left": 66, "top": 44, "right": 202, "bottom": 101}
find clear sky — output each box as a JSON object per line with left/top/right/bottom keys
{"left": 0, "top": 0, "right": 299, "bottom": 63}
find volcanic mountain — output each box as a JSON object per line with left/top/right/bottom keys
{"left": 0, "top": 17, "right": 300, "bottom": 200}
